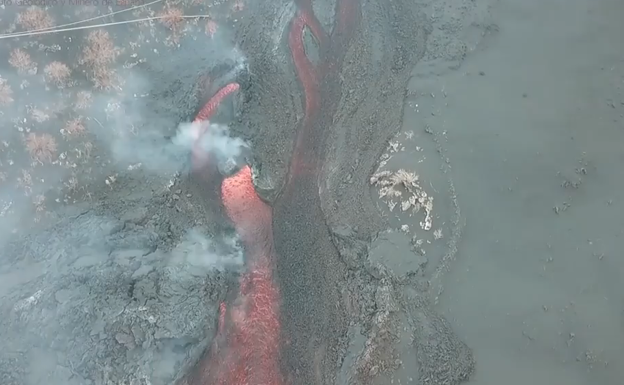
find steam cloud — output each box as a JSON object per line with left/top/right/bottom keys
{"left": 171, "top": 228, "right": 245, "bottom": 273}
{"left": 0, "top": 4, "right": 251, "bottom": 384}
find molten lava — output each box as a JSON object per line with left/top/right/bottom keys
{"left": 187, "top": 0, "right": 360, "bottom": 383}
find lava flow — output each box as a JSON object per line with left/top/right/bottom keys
{"left": 185, "top": 0, "right": 360, "bottom": 383}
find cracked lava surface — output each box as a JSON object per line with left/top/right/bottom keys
{"left": 184, "top": 0, "right": 360, "bottom": 383}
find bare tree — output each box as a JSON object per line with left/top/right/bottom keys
{"left": 44, "top": 61, "right": 71, "bottom": 86}
{"left": 159, "top": 6, "right": 184, "bottom": 31}
{"left": 16, "top": 6, "right": 54, "bottom": 31}
{"left": 25, "top": 133, "right": 58, "bottom": 163}
{"left": 9, "top": 48, "right": 35, "bottom": 73}
{"left": 62, "top": 118, "right": 86, "bottom": 137}
{"left": 81, "top": 30, "right": 119, "bottom": 69}
{"left": 0, "top": 77, "right": 14, "bottom": 105}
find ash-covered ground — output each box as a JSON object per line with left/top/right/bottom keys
{"left": 0, "top": 0, "right": 493, "bottom": 384}
{"left": 0, "top": 2, "right": 253, "bottom": 384}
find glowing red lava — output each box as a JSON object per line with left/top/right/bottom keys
{"left": 189, "top": 81, "right": 284, "bottom": 384}
{"left": 188, "top": 0, "right": 359, "bottom": 383}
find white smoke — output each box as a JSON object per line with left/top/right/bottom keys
{"left": 174, "top": 120, "right": 250, "bottom": 174}
{"left": 170, "top": 227, "right": 244, "bottom": 272}
{"left": 106, "top": 116, "right": 249, "bottom": 176}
